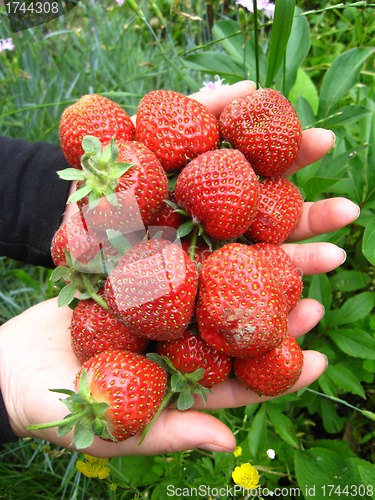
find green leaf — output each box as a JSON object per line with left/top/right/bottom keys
{"left": 72, "top": 421, "right": 95, "bottom": 449}
{"left": 275, "top": 7, "right": 311, "bottom": 95}
{"left": 288, "top": 68, "right": 318, "bottom": 115}
{"left": 177, "top": 220, "right": 194, "bottom": 238}
{"left": 247, "top": 403, "right": 266, "bottom": 459}
{"left": 320, "top": 105, "right": 371, "bottom": 129}
{"left": 177, "top": 387, "right": 195, "bottom": 411}
{"left": 57, "top": 168, "right": 85, "bottom": 181}
{"left": 317, "top": 47, "right": 374, "bottom": 122}
{"left": 295, "top": 447, "right": 374, "bottom": 499}
{"left": 82, "top": 135, "right": 102, "bottom": 154}
{"left": 329, "top": 329, "right": 375, "bottom": 360}
{"left": 50, "top": 266, "right": 69, "bottom": 282}
{"left": 265, "top": 0, "right": 296, "bottom": 88}
{"left": 183, "top": 52, "right": 244, "bottom": 79}
{"left": 57, "top": 283, "right": 77, "bottom": 307}
{"left": 106, "top": 229, "right": 132, "bottom": 256}
{"left": 328, "top": 292, "right": 375, "bottom": 327}
{"left": 307, "top": 274, "right": 332, "bottom": 328}
{"left": 67, "top": 184, "right": 92, "bottom": 204}
{"left": 363, "top": 218, "right": 375, "bottom": 265}
{"left": 325, "top": 363, "right": 366, "bottom": 399}
{"left": 266, "top": 404, "right": 299, "bottom": 448}
{"left": 330, "top": 271, "right": 370, "bottom": 292}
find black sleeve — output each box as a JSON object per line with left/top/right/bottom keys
{"left": 0, "top": 389, "right": 18, "bottom": 445}
{"left": 0, "top": 137, "right": 71, "bottom": 268}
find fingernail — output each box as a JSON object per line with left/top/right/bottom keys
{"left": 354, "top": 204, "right": 361, "bottom": 221}
{"left": 320, "top": 304, "right": 325, "bottom": 320}
{"left": 323, "top": 354, "right": 329, "bottom": 369}
{"left": 340, "top": 249, "right": 347, "bottom": 266}
{"left": 329, "top": 130, "right": 336, "bottom": 148}
{"left": 199, "top": 443, "right": 235, "bottom": 453}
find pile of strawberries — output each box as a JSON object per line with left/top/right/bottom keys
{"left": 31, "top": 89, "right": 306, "bottom": 449}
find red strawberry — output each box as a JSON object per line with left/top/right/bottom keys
{"left": 196, "top": 243, "right": 288, "bottom": 358}
{"left": 105, "top": 238, "right": 198, "bottom": 341}
{"left": 51, "top": 210, "right": 103, "bottom": 268}
{"left": 252, "top": 242, "right": 303, "bottom": 312}
{"left": 157, "top": 329, "right": 232, "bottom": 388}
{"left": 62, "top": 139, "right": 168, "bottom": 236}
{"left": 174, "top": 149, "right": 259, "bottom": 240}
{"left": 28, "top": 350, "right": 167, "bottom": 448}
{"left": 219, "top": 88, "right": 302, "bottom": 177}
{"left": 59, "top": 94, "right": 135, "bottom": 169}
{"left": 70, "top": 296, "right": 148, "bottom": 364}
{"left": 244, "top": 177, "right": 303, "bottom": 245}
{"left": 233, "top": 333, "right": 304, "bottom": 396}
{"left": 135, "top": 90, "right": 220, "bottom": 173}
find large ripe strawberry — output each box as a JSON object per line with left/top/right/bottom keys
{"left": 135, "top": 90, "right": 220, "bottom": 173}
{"left": 105, "top": 238, "right": 198, "bottom": 341}
{"left": 174, "top": 149, "right": 259, "bottom": 240}
{"left": 70, "top": 296, "right": 148, "bottom": 364}
{"left": 233, "top": 333, "right": 304, "bottom": 396}
{"left": 157, "top": 328, "right": 232, "bottom": 388}
{"left": 59, "top": 94, "right": 135, "bottom": 169}
{"left": 219, "top": 88, "right": 302, "bottom": 177}
{"left": 244, "top": 177, "right": 303, "bottom": 245}
{"left": 196, "top": 243, "right": 288, "bottom": 358}
{"left": 28, "top": 350, "right": 167, "bottom": 448}
{"left": 252, "top": 242, "right": 303, "bottom": 312}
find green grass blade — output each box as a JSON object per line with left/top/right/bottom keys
{"left": 265, "top": 0, "right": 296, "bottom": 88}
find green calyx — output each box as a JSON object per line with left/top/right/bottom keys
{"left": 57, "top": 136, "right": 134, "bottom": 205}
{"left": 50, "top": 251, "right": 107, "bottom": 309}
{"left": 146, "top": 353, "right": 212, "bottom": 412}
{"left": 27, "top": 369, "right": 114, "bottom": 450}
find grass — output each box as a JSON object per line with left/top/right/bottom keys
{"left": 1, "top": 0, "right": 375, "bottom": 498}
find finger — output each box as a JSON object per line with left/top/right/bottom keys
{"left": 189, "top": 80, "right": 256, "bottom": 118}
{"left": 288, "top": 298, "right": 325, "bottom": 338}
{"left": 194, "top": 350, "right": 327, "bottom": 411}
{"left": 287, "top": 198, "right": 360, "bottom": 242}
{"left": 284, "top": 128, "right": 336, "bottom": 176}
{"left": 281, "top": 241, "right": 346, "bottom": 275}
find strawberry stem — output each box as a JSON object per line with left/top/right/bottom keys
{"left": 189, "top": 225, "right": 199, "bottom": 262}
{"left": 82, "top": 274, "right": 109, "bottom": 310}
{"left": 27, "top": 408, "right": 91, "bottom": 431}
{"left": 139, "top": 390, "right": 172, "bottom": 446}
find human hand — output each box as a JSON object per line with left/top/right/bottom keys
{"left": 1, "top": 82, "right": 359, "bottom": 457}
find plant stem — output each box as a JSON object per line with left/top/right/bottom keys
{"left": 189, "top": 225, "right": 199, "bottom": 262}
{"left": 253, "top": 0, "right": 260, "bottom": 87}
{"left": 28, "top": 408, "right": 90, "bottom": 431}
{"left": 82, "top": 274, "right": 109, "bottom": 310}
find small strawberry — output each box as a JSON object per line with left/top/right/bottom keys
{"left": 50, "top": 211, "right": 107, "bottom": 308}
{"left": 59, "top": 94, "right": 135, "bottom": 169}
{"left": 51, "top": 211, "right": 102, "bottom": 268}
{"left": 28, "top": 350, "right": 168, "bottom": 448}
{"left": 196, "top": 243, "right": 288, "bottom": 358}
{"left": 70, "top": 296, "right": 148, "bottom": 364}
{"left": 105, "top": 238, "right": 198, "bottom": 341}
{"left": 244, "top": 177, "right": 303, "bottom": 245}
{"left": 252, "top": 242, "right": 303, "bottom": 312}
{"left": 233, "top": 333, "right": 304, "bottom": 396}
{"left": 157, "top": 328, "right": 232, "bottom": 388}
{"left": 174, "top": 149, "right": 259, "bottom": 240}
{"left": 135, "top": 90, "right": 220, "bottom": 173}
{"left": 219, "top": 88, "right": 302, "bottom": 177}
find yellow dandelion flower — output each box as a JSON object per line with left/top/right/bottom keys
{"left": 233, "top": 446, "right": 243, "bottom": 458}
{"left": 76, "top": 454, "right": 111, "bottom": 480}
{"left": 232, "top": 463, "right": 259, "bottom": 489}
